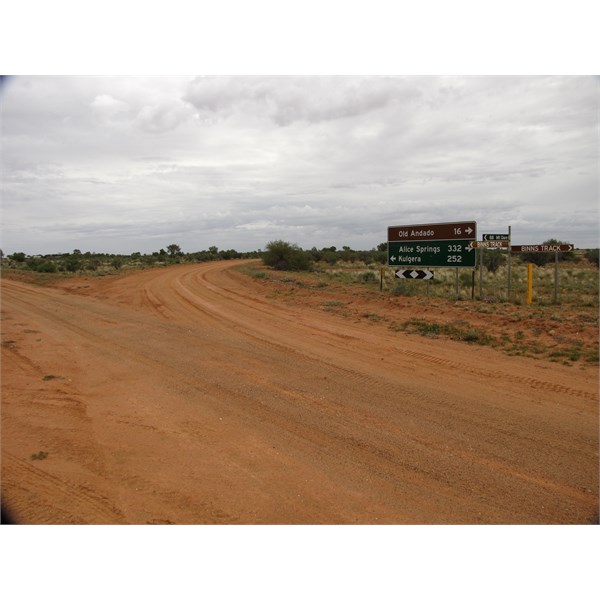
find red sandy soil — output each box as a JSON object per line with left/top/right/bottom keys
{"left": 1, "top": 260, "right": 598, "bottom": 524}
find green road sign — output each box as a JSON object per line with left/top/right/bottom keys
{"left": 388, "top": 240, "right": 476, "bottom": 267}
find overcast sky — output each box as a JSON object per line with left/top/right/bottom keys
{"left": 1, "top": 75, "right": 598, "bottom": 255}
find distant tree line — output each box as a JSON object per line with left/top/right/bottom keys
{"left": 2, "top": 242, "right": 392, "bottom": 275}
{"left": 2, "top": 245, "right": 262, "bottom": 274}
{"left": 2, "top": 239, "right": 597, "bottom": 275}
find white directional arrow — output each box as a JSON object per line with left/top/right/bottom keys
{"left": 466, "top": 244, "right": 474, "bottom": 252}
{"left": 390, "top": 255, "right": 397, "bottom": 262}
{"left": 466, "top": 227, "right": 473, "bottom": 235}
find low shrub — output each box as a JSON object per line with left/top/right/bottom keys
{"left": 263, "top": 240, "right": 312, "bottom": 271}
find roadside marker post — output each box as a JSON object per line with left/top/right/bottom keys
{"left": 527, "top": 264, "right": 533, "bottom": 305}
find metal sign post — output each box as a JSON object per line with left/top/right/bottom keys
{"left": 455, "top": 268, "right": 459, "bottom": 299}
{"left": 479, "top": 245, "right": 484, "bottom": 299}
{"left": 507, "top": 226, "right": 512, "bottom": 300}
{"left": 554, "top": 251, "right": 559, "bottom": 304}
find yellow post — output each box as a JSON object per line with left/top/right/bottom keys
{"left": 527, "top": 263, "right": 533, "bottom": 304}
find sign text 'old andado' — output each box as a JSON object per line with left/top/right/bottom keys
{"left": 388, "top": 221, "right": 476, "bottom": 242}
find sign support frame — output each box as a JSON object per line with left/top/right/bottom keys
{"left": 507, "top": 225, "right": 512, "bottom": 300}
{"left": 479, "top": 244, "right": 484, "bottom": 299}
{"left": 554, "top": 251, "right": 559, "bottom": 304}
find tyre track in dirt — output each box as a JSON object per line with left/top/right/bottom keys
{"left": 1, "top": 295, "right": 130, "bottom": 524}
{"left": 2, "top": 261, "right": 598, "bottom": 524}
{"left": 172, "top": 263, "right": 597, "bottom": 405}
{"left": 2, "top": 452, "right": 125, "bottom": 524}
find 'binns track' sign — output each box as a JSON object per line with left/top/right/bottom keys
{"left": 510, "top": 244, "right": 574, "bottom": 253}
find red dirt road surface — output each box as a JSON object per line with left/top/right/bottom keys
{"left": 2, "top": 260, "right": 598, "bottom": 524}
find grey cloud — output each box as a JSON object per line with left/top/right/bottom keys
{"left": 184, "top": 76, "right": 421, "bottom": 125}
{"left": 90, "top": 94, "right": 130, "bottom": 122}
{"left": 134, "top": 101, "right": 194, "bottom": 133}
{"left": 134, "top": 155, "right": 174, "bottom": 162}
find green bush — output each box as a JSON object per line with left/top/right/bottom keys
{"left": 85, "top": 259, "right": 101, "bottom": 271}
{"left": 26, "top": 257, "right": 57, "bottom": 272}
{"left": 263, "top": 240, "right": 312, "bottom": 271}
{"left": 322, "top": 250, "right": 338, "bottom": 265}
{"left": 459, "top": 271, "right": 473, "bottom": 286}
{"left": 357, "top": 271, "right": 378, "bottom": 283}
{"left": 482, "top": 249, "right": 506, "bottom": 273}
{"left": 64, "top": 257, "right": 81, "bottom": 272}
{"left": 585, "top": 248, "right": 599, "bottom": 267}
{"left": 35, "top": 261, "right": 57, "bottom": 273}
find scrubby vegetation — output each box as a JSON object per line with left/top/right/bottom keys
{"left": 2, "top": 239, "right": 597, "bottom": 309}
{"left": 586, "top": 248, "right": 599, "bottom": 267}
{"left": 259, "top": 241, "right": 386, "bottom": 272}
{"left": 262, "top": 240, "right": 313, "bottom": 271}
{"left": 1, "top": 245, "right": 262, "bottom": 276}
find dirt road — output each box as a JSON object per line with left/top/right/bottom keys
{"left": 2, "top": 260, "right": 598, "bottom": 524}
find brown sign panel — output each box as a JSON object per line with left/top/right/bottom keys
{"left": 388, "top": 221, "right": 476, "bottom": 242}
{"left": 510, "top": 244, "right": 574, "bottom": 253}
{"left": 470, "top": 240, "right": 509, "bottom": 249}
